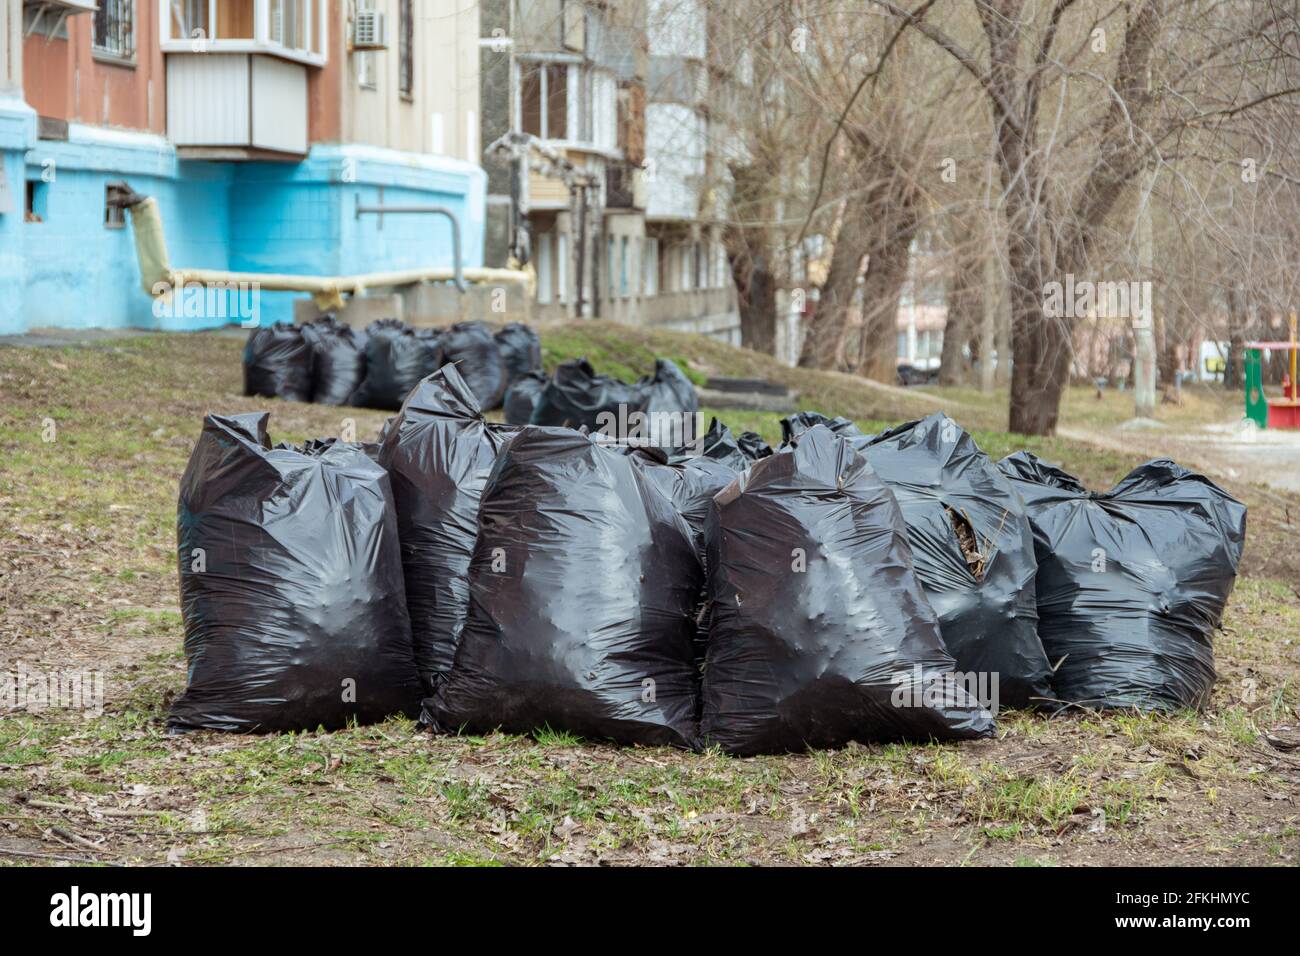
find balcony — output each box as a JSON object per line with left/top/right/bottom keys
{"left": 161, "top": 0, "right": 327, "bottom": 159}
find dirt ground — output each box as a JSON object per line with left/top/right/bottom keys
{"left": 1, "top": 330, "right": 1297, "bottom": 866}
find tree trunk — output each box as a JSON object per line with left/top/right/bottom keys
{"left": 799, "top": 211, "right": 865, "bottom": 370}
{"left": 979, "top": 252, "right": 998, "bottom": 393}
{"left": 1006, "top": 229, "right": 1071, "bottom": 435}
{"left": 730, "top": 249, "right": 778, "bottom": 356}
{"left": 993, "top": 268, "right": 1011, "bottom": 388}
{"left": 856, "top": 227, "right": 914, "bottom": 382}
{"left": 939, "top": 244, "right": 981, "bottom": 386}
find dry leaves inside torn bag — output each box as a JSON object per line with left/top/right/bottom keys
{"left": 861, "top": 413, "right": 1052, "bottom": 708}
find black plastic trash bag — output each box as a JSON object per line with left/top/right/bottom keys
{"left": 170, "top": 412, "right": 421, "bottom": 733}
{"left": 637, "top": 358, "right": 701, "bottom": 453}
{"left": 430, "top": 427, "right": 702, "bottom": 748}
{"left": 735, "top": 430, "right": 774, "bottom": 462}
{"left": 494, "top": 322, "right": 543, "bottom": 386}
{"left": 701, "top": 426, "right": 996, "bottom": 755}
{"left": 687, "top": 417, "right": 773, "bottom": 470}
{"left": 379, "top": 365, "right": 514, "bottom": 695}
{"left": 303, "top": 315, "right": 367, "bottom": 406}
{"left": 440, "top": 321, "right": 507, "bottom": 411}
{"left": 503, "top": 370, "right": 548, "bottom": 425}
{"left": 243, "top": 323, "right": 313, "bottom": 402}
{"left": 349, "top": 319, "right": 443, "bottom": 410}
{"left": 998, "top": 452, "right": 1247, "bottom": 712}
{"left": 861, "top": 414, "right": 1050, "bottom": 708}
{"left": 629, "top": 449, "right": 739, "bottom": 668}
{"left": 531, "top": 357, "right": 646, "bottom": 433}
{"left": 780, "top": 410, "right": 870, "bottom": 448}
{"left": 281, "top": 435, "right": 382, "bottom": 464}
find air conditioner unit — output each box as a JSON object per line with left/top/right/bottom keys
{"left": 353, "top": 10, "right": 388, "bottom": 49}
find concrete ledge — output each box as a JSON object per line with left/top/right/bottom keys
{"left": 294, "top": 294, "right": 403, "bottom": 328}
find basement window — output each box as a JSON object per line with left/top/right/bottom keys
{"left": 104, "top": 185, "right": 125, "bottom": 229}
{"left": 25, "top": 180, "right": 48, "bottom": 223}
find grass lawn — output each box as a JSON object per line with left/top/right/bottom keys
{"left": 0, "top": 323, "right": 1296, "bottom": 866}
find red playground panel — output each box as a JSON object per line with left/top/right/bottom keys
{"left": 1268, "top": 400, "right": 1300, "bottom": 429}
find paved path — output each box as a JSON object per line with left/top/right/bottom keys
{"left": 1060, "top": 419, "right": 1300, "bottom": 494}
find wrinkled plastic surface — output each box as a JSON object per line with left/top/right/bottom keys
{"left": 701, "top": 426, "right": 996, "bottom": 755}
{"left": 349, "top": 319, "right": 443, "bottom": 410}
{"left": 637, "top": 358, "right": 701, "bottom": 453}
{"left": 630, "top": 450, "right": 740, "bottom": 667}
{"left": 243, "top": 323, "right": 313, "bottom": 402}
{"left": 431, "top": 427, "right": 701, "bottom": 747}
{"left": 379, "top": 365, "right": 513, "bottom": 695}
{"left": 503, "top": 370, "right": 548, "bottom": 426}
{"left": 861, "top": 414, "right": 1051, "bottom": 708}
{"left": 687, "top": 417, "right": 773, "bottom": 470}
{"left": 780, "top": 410, "right": 870, "bottom": 447}
{"left": 494, "top": 322, "right": 543, "bottom": 386}
{"left": 439, "top": 321, "right": 507, "bottom": 411}
{"left": 531, "top": 357, "right": 646, "bottom": 432}
{"left": 303, "top": 315, "right": 368, "bottom": 405}
{"left": 170, "top": 413, "right": 420, "bottom": 732}
{"left": 999, "top": 452, "right": 1247, "bottom": 711}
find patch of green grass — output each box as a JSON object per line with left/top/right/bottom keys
{"left": 531, "top": 725, "right": 585, "bottom": 748}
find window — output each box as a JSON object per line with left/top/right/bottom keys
{"left": 399, "top": 0, "right": 414, "bottom": 97}
{"left": 619, "top": 237, "right": 628, "bottom": 298}
{"left": 536, "top": 233, "right": 554, "bottom": 305}
{"left": 93, "top": 0, "right": 134, "bottom": 60}
{"left": 591, "top": 72, "right": 616, "bottom": 151}
{"left": 269, "top": 0, "right": 308, "bottom": 49}
{"left": 171, "top": 0, "right": 208, "bottom": 41}
{"left": 642, "top": 238, "right": 658, "bottom": 296}
{"left": 556, "top": 234, "right": 568, "bottom": 303}
{"left": 520, "top": 63, "right": 568, "bottom": 140}
{"left": 25, "top": 180, "right": 48, "bottom": 224}
{"left": 163, "top": 1, "right": 326, "bottom": 64}
{"left": 104, "top": 185, "right": 125, "bottom": 229}
{"left": 607, "top": 237, "right": 616, "bottom": 299}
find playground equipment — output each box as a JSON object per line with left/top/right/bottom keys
{"left": 1244, "top": 314, "right": 1300, "bottom": 429}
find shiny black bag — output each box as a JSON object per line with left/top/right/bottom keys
{"left": 999, "top": 453, "right": 1247, "bottom": 711}
{"left": 701, "top": 426, "right": 996, "bottom": 755}
{"left": 861, "top": 413, "right": 1051, "bottom": 708}
{"left": 243, "top": 323, "right": 313, "bottom": 402}
{"left": 303, "top": 315, "right": 367, "bottom": 406}
{"left": 440, "top": 321, "right": 507, "bottom": 411}
{"left": 170, "top": 412, "right": 420, "bottom": 732}
{"left": 379, "top": 365, "right": 514, "bottom": 695}
{"left": 494, "top": 322, "right": 543, "bottom": 386}
{"left": 431, "top": 427, "right": 701, "bottom": 747}
{"left": 349, "top": 319, "right": 443, "bottom": 410}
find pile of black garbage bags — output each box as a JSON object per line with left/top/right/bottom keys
{"left": 243, "top": 316, "right": 541, "bottom": 412}
{"left": 171, "top": 378, "right": 1247, "bottom": 755}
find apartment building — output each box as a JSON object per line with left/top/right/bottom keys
{"left": 480, "top": 0, "right": 739, "bottom": 341}
{"left": 1, "top": 0, "right": 483, "bottom": 334}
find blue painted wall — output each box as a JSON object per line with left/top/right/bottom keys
{"left": 0, "top": 105, "right": 486, "bottom": 336}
